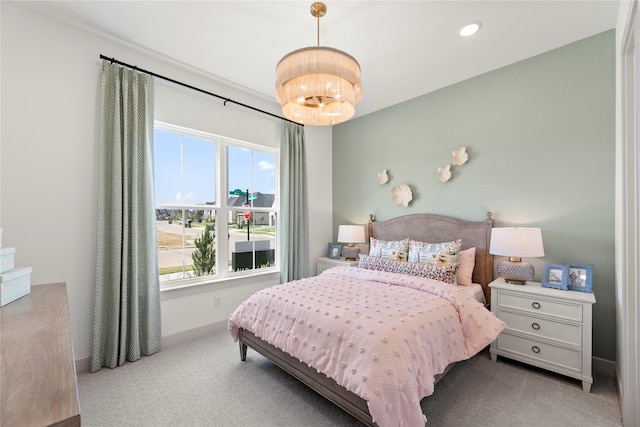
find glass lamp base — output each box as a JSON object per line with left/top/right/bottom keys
{"left": 497, "top": 260, "right": 535, "bottom": 285}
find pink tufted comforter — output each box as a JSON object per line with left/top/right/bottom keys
{"left": 228, "top": 267, "right": 505, "bottom": 427}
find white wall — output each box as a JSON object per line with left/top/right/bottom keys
{"left": 305, "top": 125, "right": 333, "bottom": 272}
{"left": 0, "top": 3, "right": 3, "bottom": 226}
{"left": 0, "top": 3, "right": 333, "bottom": 367}
{"left": 615, "top": 2, "right": 640, "bottom": 426}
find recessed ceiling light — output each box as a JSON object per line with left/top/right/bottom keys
{"left": 459, "top": 22, "right": 481, "bottom": 37}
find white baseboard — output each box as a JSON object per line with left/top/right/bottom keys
{"left": 161, "top": 321, "right": 226, "bottom": 348}
{"left": 77, "top": 326, "right": 617, "bottom": 377}
{"left": 75, "top": 357, "right": 90, "bottom": 373}
{"left": 593, "top": 356, "right": 616, "bottom": 376}
{"left": 75, "top": 321, "right": 227, "bottom": 374}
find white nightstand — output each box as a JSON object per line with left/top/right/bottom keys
{"left": 316, "top": 257, "right": 359, "bottom": 275}
{"left": 489, "top": 278, "right": 596, "bottom": 392}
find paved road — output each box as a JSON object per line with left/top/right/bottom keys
{"left": 156, "top": 221, "right": 275, "bottom": 274}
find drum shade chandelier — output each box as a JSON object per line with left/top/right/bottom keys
{"left": 275, "top": 2, "right": 362, "bottom": 126}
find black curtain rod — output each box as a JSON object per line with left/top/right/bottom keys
{"left": 99, "top": 54, "right": 301, "bottom": 126}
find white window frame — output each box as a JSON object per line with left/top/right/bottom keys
{"left": 154, "top": 121, "right": 280, "bottom": 291}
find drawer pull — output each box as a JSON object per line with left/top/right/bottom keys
{"left": 531, "top": 322, "right": 541, "bottom": 330}
{"left": 532, "top": 346, "right": 541, "bottom": 354}
{"left": 532, "top": 302, "right": 541, "bottom": 309}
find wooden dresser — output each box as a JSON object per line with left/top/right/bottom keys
{"left": 1, "top": 282, "right": 81, "bottom": 426}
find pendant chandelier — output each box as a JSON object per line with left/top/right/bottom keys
{"left": 275, "top": 2, "right": 362, "bottom": 126}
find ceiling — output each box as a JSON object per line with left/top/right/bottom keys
{"left": 21, "top": 1, "right": 619, "bottom": 120}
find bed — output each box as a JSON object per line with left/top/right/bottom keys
{"left": 228, "top": 212, "right": 504, "bottom": 426}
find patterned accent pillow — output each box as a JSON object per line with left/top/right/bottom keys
{"left": 368, "top": 237, "right": 409, "bottom": 261}
{"left": 358, "top": 254, "right": 459, "bottom": 285}
{"left": 407, "top": 239, "right": 462, "bottom": 265}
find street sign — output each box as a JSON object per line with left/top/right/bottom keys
{"left": 243, "top": 212, "right": 251, "bottom": 220}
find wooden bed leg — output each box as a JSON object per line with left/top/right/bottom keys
{"left": 240, "top": 341, "right": 248, "bottom": 361}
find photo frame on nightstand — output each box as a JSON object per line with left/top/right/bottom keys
{"left": 541, "top": 263, "right": 569, "bottom": 290}
{"left": 565, "top": 263, "right": 593, "bottom": 293}
{"left": 327, "top": 243, "right": 341, "bottom": 259}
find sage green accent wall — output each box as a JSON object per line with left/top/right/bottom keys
{"left": 332, "top": 30, "right": 615, "bottom": 361}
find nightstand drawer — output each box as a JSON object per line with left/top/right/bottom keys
{"left": 496, "top": 333, "right": 581, "bottom": 373}
{"left": 498, "top": 310, "right": 582, "bottom": 347}
{"left": 497, "top": 292, "right": 582, "bottom": 322}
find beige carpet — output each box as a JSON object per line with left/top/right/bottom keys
{"left": 77, "top": 321, "right": 622, "bottom": 427}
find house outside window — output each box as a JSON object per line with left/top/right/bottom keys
{"left": 154, "top": 122, "right": 279, "bottom": 288}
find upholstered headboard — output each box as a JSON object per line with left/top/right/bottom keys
{"left": 368, "top": 212, "right": 494, "bottom": 304}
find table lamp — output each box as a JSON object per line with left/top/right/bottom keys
{"left": 489, "top": 227, "right": 544, "bottom": 284}
{"left": 337, "top": 225, "right": 366, "bottom": 261}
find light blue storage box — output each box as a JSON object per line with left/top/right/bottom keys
{"left": 0, "top": 247, "right": 16, "bottom": 273}
{"left": 0, "top": 267, "right": 32, "bottom": 307}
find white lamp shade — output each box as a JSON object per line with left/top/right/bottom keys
{"left": 337, "top": 225, "right": 366, "bottom": 244}
{"left": 489, "top": 227, "right": 545, "bottom": 258}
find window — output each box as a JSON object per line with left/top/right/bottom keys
{"left": 154, "top": 122, "right": 279, "bottom": 288}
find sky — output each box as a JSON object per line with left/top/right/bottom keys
{"left": 154, "top": 128, "right": 275, "bottom": 206}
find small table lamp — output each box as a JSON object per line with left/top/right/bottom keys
{"left": 337, "top": 225, "right": 366, "bottom": 261}
{"left": 490, "top": 227, "right": 545, "bottom": 285}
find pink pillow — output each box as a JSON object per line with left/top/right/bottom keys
{"left": 456, "top": 247, "right": 476, "bottom": 286}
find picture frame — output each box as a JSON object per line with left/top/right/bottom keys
{"left": 541, "top": 263, "right": 569, "bottom": 290}
{"left": 566, "top": 263, "right": 593, "bottom": 293}
{"left": 327, "top": 242, "right": 342, "bottom": 259}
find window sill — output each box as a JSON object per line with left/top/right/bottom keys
{"left": 160, "top": 268, "right": 280, "bottom": 293}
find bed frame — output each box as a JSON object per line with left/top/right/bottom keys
{"left": 238, "top": 212, "right": 494, "bottom": 426}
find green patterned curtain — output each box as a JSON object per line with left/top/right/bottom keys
{"left": 91, "top": 60, "right": 161, "bottom": 372}
{"left": 279, "top": 121, "right": 309, "bottom": 283}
